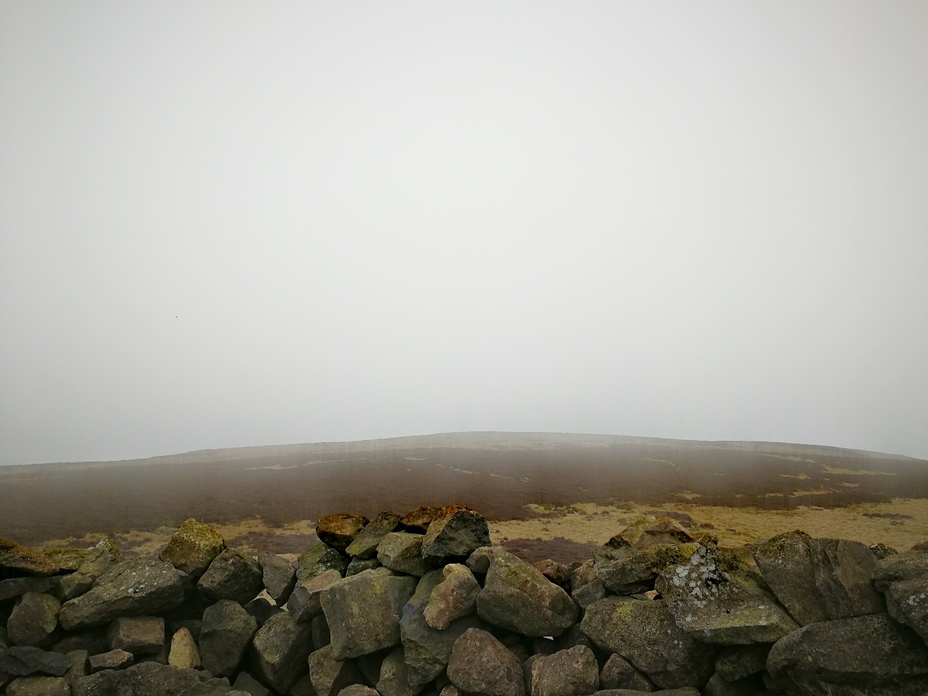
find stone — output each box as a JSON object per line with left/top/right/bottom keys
{"left": 713, "top": 644, "right": 771, "bottom": 682}
{"left": 655, "top": 545, "right": 798, "bottom": 645}
{"left": 60, "top": 540, "right": 122, "bottom": 601}
{"left": 168, "top": 627, "right": 200, "bottom": 669}
{"left": 321, "top": 569, "right": 417, "bottom": 660}
{"left": 158, "top": 519, "right": 226, "bottom": 578}
{"left": 51, "top": 630, "right": 108, "bottom": 656}
{"left": 231, "top": 671, "right": 271, "bottom": 696}
{"left": 58, "top": 559, "right": 185, "bottom": 631}
{"left": 5, "top": 676, "right": 71, "bottom": 696}
{"left": 295, "top": 542, "right": 348, "bottom": 582}
{"left": 702, "top": 672, "right": 767, "bottom": 696}
{"left": 251, "top": 611, "right": 312, "bottom": 694}
{"left": 346, "top": 557, "right": 380, "bottom": 575}
{"left": 308, "top": 644, "right": 363, "bottom": 696}
{"left": 873, "top": 547, "right": 928, "bottom": 643}
{"left": 317, "top": 514, "right": 370, "bottom": 550}
{"left": 106, "top": 615, "right": 164, "bottom": 655}
{"left": 766, "top": 612, "right": 928, "bottom": 695}
{"left": 423, "top": 563, "right": 480, "bottom": 630}
{"left": 447, "top": 628, "right": 524, "bottom": 696}
{"left": 809, "top": 538, "right": 885, "bottom": 619}
{"left": 244, "top": 596, "right": 280, "bottom": 626}
{"left": 0, "top": 537, "right": 59, "bottom": 577}
{"left": 7, "top": 592, "right": 61, "bottom": 647}
{"left": 71, "top": 661, "right": 211, "bottom": 696}
{"left": 599, "top": 653, "right": 654, "bottom": 691}
{"left": 177, "top": 682, "right": 240, "bottom": 696}
{"left": 533, "top": 559, "right": 571, "bottom": 589}
{"left": 87, "top": 649, "right": 133, "bottom": 672}
{"left": 0, "top": 646, "right": 71, "bottom": 677}
{"left": 197, "top": 548, "right": 263, "bottom": 604}
{"left": 378, "top": 532, "right": 431, "bottom": 577}
{"left": 0, "top": 577, "right": 57, "bottom": 604}
{"left": 571, "top": 578, "right": 606, "bottom": 609}
{"left": 421, "top": 506, "right": 491, "bottom": 563}
{"left": 346, "top": 512, "right": 402, "bottom": 559}
{"left": 258, "top": 553, "right": 296, "bottom": 604}
{"left": 42, "top": 547, "right": 92, "bottom": 573}
{"left": 199, "top": 599, "right": 257, "bottom": 678}
{"left": 529, "top": 645, "right": 599, "bottom": 696}
{"left": 580, "top": 597, "right": 715, "bottom": 690}
{"left": 286, "top": 568, "right": 342, "bottom": 622}
{"left": 751, "top": 530, "right": 828, "bottom": 626}
{"left": 377, "top": 645, "right": 424, "bottom": 696}
{"left": 63, "top": 648, "right": 89, "bottom": 682}
{"left": 312, "top": 612, "right": 331, "bottom": 649}
{"left": 476, "top": 548, "right": 578, "bottom": 637}
{"left": 400, "top": 507, "right": 443, "bottom": 533}
{"left": 338, "top": 686, "right": 380, "bottom": 696}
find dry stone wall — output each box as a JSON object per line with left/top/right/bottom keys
{"left": 2, "top": 506, "right": 928, "bottom": 696}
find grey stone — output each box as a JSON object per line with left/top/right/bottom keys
{"left": 0, "top": 578, "right": 57, "bottom": 604}
{"left": 317, "top": 514, "right": 370, "bottom": 550}
{"left": 423, "top": 563, "right": 480, "bottom": 630}
{"left": 476, "top": 548, "right": 578, "bottom": 637}
{"left": 243, "top": 596, "right": 280, "bottom": 626}
{"left": 580, "top": 597, "right": 714, "bottom": 690}
{"left": 258, "top": 553, "right": 296, "bottom": 605}
{"left": 713, "top": 644, "right": 771, "bottom": 682}
{"left": 107, "top": 615, "right": 164, "bottom": 655}
{"left": 158, "top": 518, "right": 226, "bottom": 578}
{"left": 177, "top": 680, "right": 237, "bottom": 696}
{"left": 529, "top": 645, "right": 599, "bottom": 696}
{"left": 378, "top": 532, "right": 431, "bottom": 577}
{"left": 0, "top": 537, "right": 59, "bottom": 577}
{"left": 321, "top": 569, "right": 417, "bottom": 660}
{"left": 197, "top": 549, "right": 263, "bottom": 605}
{"left": 702, "top": 672, "right": 767, "bottom": 696}
{"left": 377, "top": 645, "right": 424, "bottom": 696}
{"left": 873, "top": 547, "right": 928, "bottom": 643}
{"left": 751, "top": 530, "right": 828, "bottom": 626}
{"left": 7, "top": 592, "right": 61, "bottom": 647}
{"left": 311, "top": 612, "right": 330, "bottom": 649}
{"left": 571, "top": 579, "right": 606, "bottom": 609}
{"left": 599, "top": 654, "right": 654, "bottom": 691}
{"left": 71, "top": 661, "right": 212, "bottom": 696}
{"left": 446, "top": 628, "right": 524, "bottom": 696}
{"left": 308, "top": 644, "right": 363, "bottom": 696}
{"left": 232, "top": 671, "right": 271, "bottom": 696}
{"left": 5, "top": 676, "right": 71, "bottom": 696}
{"left": 346, "top": 557, "right": 381, "bottom": 576}
{"left": 421, "top": 507, "right": 491, "bottom": 564}
{"left": 58, "top": 559, "right": 185, "bottom": 631}
{"left": 346, "top": 512, "right": 402, "bottom": 559}
{"left": 63, "top": 649, "right": 89, "bottom": 683}
{"left": 337, "top": 686, "right": 380, "bottom": 696}
{"left": 199, "top": 599, "right": 257, "bottom": 678}
{"left": 251, "top": 611, "right": 312, "bottom": 694}
{"left": 0, "top": 646, "right": 71, "bottom": 677}
{"left": 286, "top": 568, "right": 342, "bottom": 622}
{"left": 809, "top": 538, "right": 886, "bottom": 619}
{"left": 295, "top": 542, "right": 348, "bottom": 583}
{"left": 60, "top": 540, "right": 122, "bottom": 601}
{"left": 88, "top": 649, "right": 133, "bottom": 672}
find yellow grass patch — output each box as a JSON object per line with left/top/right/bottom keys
{"left": 822, "top": 466, "right": 895, "bottom": 476}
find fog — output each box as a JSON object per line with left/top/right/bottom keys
{"left": 2, "top": 1, "right": 927, "bottom": 465}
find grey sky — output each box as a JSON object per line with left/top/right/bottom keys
{"left": 2, "top": 1, "right": 927, "bottom": 465}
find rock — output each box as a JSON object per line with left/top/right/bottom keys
{"left": 244, "top": 596, "right": 280, "bottom": 626}
{"left": 5, "top": 676, "right": 71, "bottom": 696}
{"left": 346, "top": 557, "right": 381, "bottom": 575}
{"left": 446, "top": 628, "right": 525, "bottom": 696}
{"left": 71, "top": 661, "right": 212, "bottom": 696}
{"left": 533, "top": 559, "right": 571, "bottom": 589}
{"left": 60, "top": 540, "right": 122, "bottom": 601}
{"left": 423, "top": 563, "right": 480, "bottom": 630}
{"left": 713, "top": 644, "right": 771, "bottom": 682}
{"left": 400, "top": 507, "right": 443, "bottom": 532}
{"left": 286, "top": 569, "right": 343, "bottom": 622}
{"left": 809, "top": 538, "right": 885, "bottom": 619}
{"left": 251, "top": 611, "right": 312, "bottom": 694}
{"left": 295, "top": 542, "right": 348, "bottom": 582}
{"left": 58, "top": 559, "right": 185, "bottom": 631}
{"left": 702, "top": 672, "right": 767, "bottom": 696}
{"left": 580, "top": 597, "right": 715, "bottom": 689}
{"left": 321, "top": 569, "right": 417, "bottom": 660}
{"left": 599, "top": 653, "right": 654, "bottom": 691}
{"left": 312, "top": 612, "right": 331, "bottom": 649}
{"left": 655, "top": 545, "right": 798, "bottom": 645}
{"left": 475, "top": 548, "right": 578, "bottom": 637}
{"left": 377, "top": 645, "right": 424, "bottom": 696}
{"left": 346, "top": 512, "right": 402, "bottom": 559}
{"left": 338, "top": 686, "right": 380, "bottom": 696}
{"left": 766, "top": 612, "right": 928, "bottom": 695}
{"left": 873, "top": 547, "right": 928, "bottom": 643}
{"left": 168, "top": 627, "right": 200, "bottom": 669}
{"left": 158, "top": 519, "right": 226, "bottom": 578}
{"left": 571, "top": 578, "right": 606, "bottom": 609}
{"left": 317, "top": 514, "right": 370, "bottom": 550}
{"left": 258, "top": 553, "right": 296, "bottom": 605}
{"left": 378, "top": 532, "right": 432, "bottom": 577}
{"left": 51, "top": 629, "right": 108, "bottom": 656}
{"left": 0, "top": 577, "right": 57, "bottom": 604}
{"left": 421, "top": 506, "right": 491, "bottom": 563}
{"left": 106, "top": 616, "right": 164, "bottom": 655}
{"left": 63, "top": 648, "right": 89, "bottom": 682}
{"left": 197, "top": 548, "right": 263, "bottom": 604}
{"left": 231, "top": 671, "right": 271, "bottom": 696}
{"left": 42, "top": 547, "right": 92, "bottom": 572}
{"left": 177, "top": 682, "right": 241, "bottom": 696}
{"left": 529, "top": 645, "right": 599, "bottom": 696}
{"left": 751, "top": 530, "right": 828, "bottom": 626}
{"left": 0, "top": 647, "right": 71, "bottom": 677}
{"left": 0, "top": 537, "right": 59, "bottom": 577}
{"left": 87, "top": 648, "right": 133, "bottom": 672}
{"left": 199, "top": 599, "right": 257, "bottom": 678}
{"left": 7, "top": 592, "right": 61, "bottom": 647}
{"left": 308, "top": 644, "right": 363, "bottom": 696}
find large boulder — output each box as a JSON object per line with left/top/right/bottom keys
{"left": 377, "top": 532, "right": 432, "bottom": 577}
{"left": 598, "top": 654, "right": 654, "bottom": 691}
{"left": 809, "top": 538, "right": 885, "bottom": 619}
{"left": 766, "top": 612, "right": 928, "bottom": 695}
{"left": 421, "top": 506, "right": 491, "bottom": 564}
{"left": 316, "top": 514, "right": 370, "bottom": 550}
{"left": 873, "top": 547, "right": 928, "bottom": 643}
{"left": 346, "top": 512, "right": 402, "bottom": 559}
{"left": 528, "top": 645, "right": 599, "bottom": 696}
{"left": 446, "top": 628, "right": 524, "bottom": 696}
{"left": 286, "top": 569, "right": 342, "bottom": 623}
{"left": 71, "top": 660, "right": 215, "bottom": 696}
{"left": 197, "top": 549, "right": 263, "bottom": 605}
{"left": 158, "top": 519, "right": 226, "bottom": 578}
{"left": 580, "top": 597, "right": 715, "bottom": 689}
{"left": 751, "top": 530, "right": 829, "bottom": 626}
{"left": 7, "top": 592, "right": 61, "bottom": 647}
{"left": 474, "top": 548, "right": 578, "bottom": 637}
{"left": 251, "top": 612, "right": 313, "bottom": 694}
{"left": 0, "top": 537, "right": 59, "bottom": 577}
{"left": 58, "top": 559, "right": 185, "bottom": 631}
{"left": 655, "top": 545, "right": 798, "bottom": 645}
{"left": 199, "top": 599, "right": 257, "bottom": 678}
{"left": 321, "top": 569, "right": 417, "bottom": 660}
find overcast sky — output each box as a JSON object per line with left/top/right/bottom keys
{"left": 2, "top": 1, "right": 927, "bottom": 465}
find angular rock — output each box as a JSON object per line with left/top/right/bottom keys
{"left": 529, "top": 645, "right": 599, "bottom": 696}
{"left": 258, "top": 553, "right": 296, "bottom": 605}
{"left": 809, "top": 537, "right": 885, "bottom": 619}
{"left": 321, "top": 569, "right": 417, "bottom": 660}
{"left": 702, "top": 672, "right": 766, "bottom": 696}
{"left": 571, "top": 578, "right": 606, "bottom": 609}
{"left": 199, "top": 599, "right": 257, "bottom": 678}
{"left": 244, "top": 596, "right": 280, "bottom": 626}
{"left": 107, "top": 615, "right": 164, "bottom": 655}
{"left": 767, "top": 612, "right": 928, "bottom": 695}
{"left": 251, "top": 611, "right": 312, "bottom": 694}
{"left": 168, "top": 627, "right": 201, "bottom": 669}
{"left": 599, "top": 653, "right": 654, "bottom": 691}
{"left": 286, "top": 568, "right": 342, "bottom": 623}
{"left": 7, "top": 592, "right": 61, "bottom": 647}
{"left": 0, "top": 646, "right": 71, "bottom": 677}
{"left": 197, "top": 548, "right": 263, "bottom": 604}
{"left": 63, "top": 648, "right": 89, "bottom": 683}
{"left": 751, "top": 530, "right": 828, "bottom": 626}
{"left": 656, "top": 545, "right": 798, "bottom": 645}
{"left": 232, "top": 671, "right": 271, "bottom": 696}
{"left": 346, "top": 557, "right": 380, "bottom": 576}
{"left": 377, "top": 645, "right": 424, "bottom": 696}
{"left": 159, "top": 519, "right": 226, "bottom": 578}
{"left": 5, "top": 676, "right": 71, "bottom": 696}
{"left": 400, "top": 507, "right": 443, "bottom": 533}
{"left": 476, "top": 548, "right": 578, "bottom": 637}
{"left": 71, "top": 661, "right": 212, "bottom": 696}
{"left": 378, "top": 532, "right": 431, "bottom": 577}
{"left": 317, "top": 514, "right": 370, "bottom": 550}
{"left": 338, "top": 686, "right": 380, "bottom": 696}
{"left": 51, "top": 629, "right": 108, "bottom": 656}
{"left": 295, "top": 542, "right": 348, "bottom": 583}
{"left": 88, "top": 648, "right": 133, "bottom": 672}
{"left": 580, "top": 597, "right": 715, "bottom": 689}
{"left": 421, "top": 506, "right": 491, "bottom": 563}
{"left": 58, "top": 559, "right": 185, "bottom": 631}
{"left": 308, "top": 644, "right": 363, "bottom": 696}
{"left": 0, "top": 537, "right": 59, "bottom": 577}
{"left": 534, "top": 559, "right": 571, "bottom": 589}
{"left": 346, "top": 512, "right": 402, "bottom": 559}
{"left": 424, "top": 563, "right": 480, "bottom": 630}
{"left": 60, "top": 540, "right": 122, "bottom": 601}
{"left": 312, "top": 612, "right": 331, "bottom": 649}
{"left": 0, "top": 577, "right": 57, "bottom": 604}
{"left": 873, "top": 547, "right": 928, "bottom": 643}
{"left": 447, "top": 628, "right": 524, "bottom": 696}
{"left": 713, "top": 644, "right": 771, "bottom": 682}
{"left": 42, "top": 547, "right": 91, "bottom": 572}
